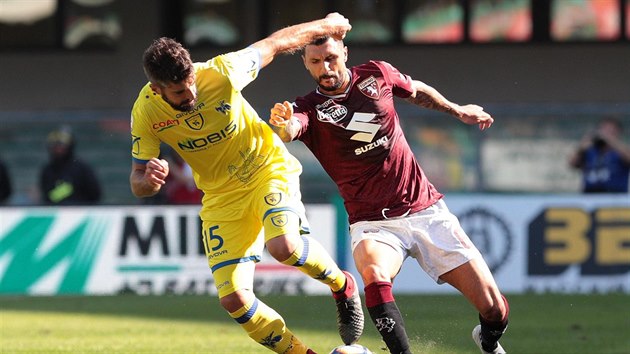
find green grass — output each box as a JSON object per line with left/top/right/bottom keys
{"left": 1, "top": 294, "right": 629, "bottom": 353}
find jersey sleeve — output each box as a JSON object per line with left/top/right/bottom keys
{"left": 374, "top": 61, "right": 415, "bottom": 98}
{"left": 130, "top": 106, "right": 161, "bottom": 164}
{"left": 206, "top": 47, "right": 261, "bottom": 92}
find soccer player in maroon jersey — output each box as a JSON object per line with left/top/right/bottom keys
{"left": 269, "top": 36, "right": 509, "bottom": 354}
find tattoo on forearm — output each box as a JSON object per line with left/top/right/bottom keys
{"left": 406, "top": 92, "right": 455, "bottom": 115}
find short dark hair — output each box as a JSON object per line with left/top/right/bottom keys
{"left": 142, "top": 37, "right": 194, "bottom": 86}
{"left": 301, "top": 36, "right": 343, "bottom": 55}
{"left": 310, "top": 36, "right": 331, "bottom": 46}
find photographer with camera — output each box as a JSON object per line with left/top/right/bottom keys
{"left": 569, "top": 117, "right": 630, "bottom": 193}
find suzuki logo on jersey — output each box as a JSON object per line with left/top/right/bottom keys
{"left": 358, "top": 76, "right": 380, "bottom": 99}
{"left": 355, "top": 135, "right": 389, "bottom": 156}
{"left": 347, "top": 112, "right": 380, "bottom": 142}
{"left": 315, "top": 99, "right": 347, "bottom": 123}
{"left": 347, "top": 112, "right": 386, "bottom": 155}
{"left": 185, "top": 113, "right": 205, "bottom": 130}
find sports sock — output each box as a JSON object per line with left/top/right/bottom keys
{"left": 365, "top": 282, "right": 411, "bottom": 354}
{"left": 281, "top": 235, "right": 345, "bottom": 293}
{"left": 230, "top": 297, "right": 309, "bottom": 354}
{"left": 478, "top": 294, "right": 510, "bottom": 352}
{"left": 331, "top": 268, "right": 355, "bottom": 301}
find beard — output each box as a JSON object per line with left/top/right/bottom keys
{"left": 317, "top": 74, "right": 343, "bottom": 92}
{"left": 163, "top": 96, "right": 198, "bottom": 112}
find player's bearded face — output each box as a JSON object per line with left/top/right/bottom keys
{"left": 317, "top": 72, "right": 342, "bottom": 91}
{"left": 159, "top": 75, "right": 198, "bottom": 112}
{"left": 163, "top": 92, "right": 197, "bottom": 112}
{"left": 304, "top": 38, "right": 348, "bottom": 94}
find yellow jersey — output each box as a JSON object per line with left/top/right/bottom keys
{"left": 130, "top": 47, "right": 302, "bottom": 210}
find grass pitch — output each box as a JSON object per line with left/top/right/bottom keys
{"left": 1, "top": 294, "right": 628, "bottom": 353}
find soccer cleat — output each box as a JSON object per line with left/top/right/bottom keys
{"left": 334, "top": 271, "right": 364, "bottom": 345}
{"left": 472, "top": 325, "right": 506, "bottom": 354}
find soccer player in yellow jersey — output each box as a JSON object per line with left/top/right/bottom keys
{"left": 129, "top": 13, "right": 363, "bottom": 354}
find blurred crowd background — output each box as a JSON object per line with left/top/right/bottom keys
{"left": 1, "top": 0, "right": 629, "bottom": 205}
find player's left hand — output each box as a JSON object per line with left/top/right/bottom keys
{"left": 458, "top": 104, "right": 494, "bottom": 130}
{"left": 269, "top": 101, "right": 294, "bottom": 127}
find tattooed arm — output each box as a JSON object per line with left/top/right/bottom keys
{"left": 405, "top": 80, "right": 494, "bottom": 130}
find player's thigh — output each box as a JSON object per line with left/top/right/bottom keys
{"left": 353, "top": 239, "right": 404, "bottom": 283}
{"left": 202, "top": 216, "right": 263, "bottom": 299}
{"left": 350, "top": 222, "right": 405, "bottom": 283}
{"left": 253, "top": 177, "right": 309, "bottom": 243}
{"left": 406, "top": 199, "right": 483, "bottom": 282}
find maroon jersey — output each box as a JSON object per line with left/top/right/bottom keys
{"left": 292, "top": 61, "right": 443, "bottom": 224}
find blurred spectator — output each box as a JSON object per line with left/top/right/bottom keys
{"left": 163, "top": 147, "right": 202, "bottom": 205}
{"left": 569, "top": 117, "right": 630, "bottom": 193}
{"left": 40, "top": 126, "right": 102, "bottom": 205}
{"left": 0, "top": 157, "right": 12, "bottom": 204}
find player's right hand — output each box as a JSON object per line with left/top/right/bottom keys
{"left": 324, "top": 12, "right": 351, "bottom": 40}
{"left": 269, "top": 101, "right": 294, "bottom": 127}
{"left": 144, "top": 157, "right": 169, "bottom": 187}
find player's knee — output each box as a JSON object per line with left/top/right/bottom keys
{"left": 219, "top": 290, "right": 252, "bottom": 313}
{"left": 360, "top": 263, "right": 392, "bottom": 284}
{"left": 266, "top": 234, "right": 296, "bottom": 261}
{"left": 479, "top": 295, "right": 508, "bottom": 322}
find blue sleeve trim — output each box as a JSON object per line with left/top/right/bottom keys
{"left": 132, "top": 157, "right": 149, "bottom": 164}
{"left": 262, "top": 206, "right": 298, "bottom": 221}
{"left": 247, "top": 45, "right": 262, "bottom": 71}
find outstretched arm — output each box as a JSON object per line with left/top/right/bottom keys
{"left": 250, "top": 13, "right": 351, "bottom": 69}
{"left": 405, "top": 80, "right": 494, "bottom": 130}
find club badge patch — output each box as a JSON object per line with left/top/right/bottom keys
{"left": 215, "top": 100, "right": 231, "bottom": 115}
{"left": 131, "top": 135, "right": 141, "bottom": 156}
{"left": 271, "top": 214, "right": 288, "bottom": 227}
{"left": 358, "top": 76, "right": 380, "bottom": 99}
{"left": 264, "top": 193, "right": 282, "bottom": 206}
{"left": 185, "top": 113, "right": 204, "bottom": 130}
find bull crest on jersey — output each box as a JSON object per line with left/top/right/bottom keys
{"left": 185, "top": 113, "right": 205, "bottom": 130}
{"left": 358, "top": 76, "right": 380, "bottom": 99}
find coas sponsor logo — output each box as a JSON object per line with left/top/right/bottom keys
{"left": 153, "top": 119, "right": 180, "bottom": 132}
